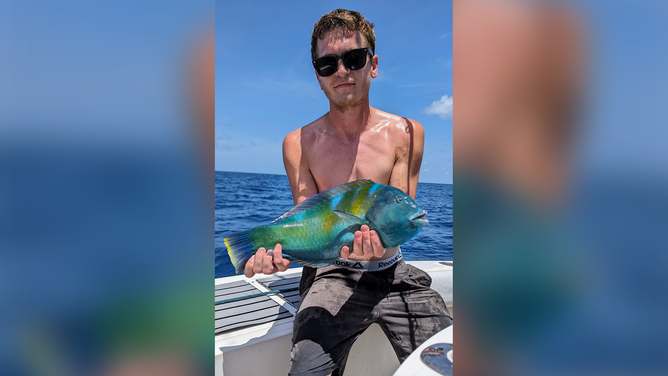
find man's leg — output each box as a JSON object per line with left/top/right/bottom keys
{"left": 289, "top": 267, "right": 381, "bottom": 376}
{"left": 377, "top": 262, "right": 453, "bottom": 362}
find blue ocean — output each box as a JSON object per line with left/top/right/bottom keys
{"left": 215, "top": 171, "right": 453, "bottom": 278}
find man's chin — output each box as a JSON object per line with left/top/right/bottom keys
{"left": 330, "top": 96, "right": 363, "bottom": 113}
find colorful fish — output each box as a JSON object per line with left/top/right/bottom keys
{"left": 224, "top": 180, "right": 428, "bottom": 274}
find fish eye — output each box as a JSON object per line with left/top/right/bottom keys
{"left": 396, "top": 198, "right": 402, "bottom": 203}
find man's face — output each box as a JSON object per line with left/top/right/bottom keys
{"left": 315, "top": 30, "right": 378, "bottom": 111}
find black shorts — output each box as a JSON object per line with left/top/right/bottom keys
{"left": 288, "top": 260, "right": 453, "bottom": 376}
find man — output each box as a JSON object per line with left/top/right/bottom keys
{"left": 244, "top": 9, "right": 452, "bottom": 376}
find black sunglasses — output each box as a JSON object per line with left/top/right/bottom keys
{"left": 313, "top": 48, "right": 374, "bottom": 77}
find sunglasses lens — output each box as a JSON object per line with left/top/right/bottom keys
{"left": 314, "top": 57, "right": 337, "bottom": 77}
{"left": 343, "top": 49, "right": 368, "bottom": 70}
{"left": 314, "top": 49, "right": 370, "bottom": 76}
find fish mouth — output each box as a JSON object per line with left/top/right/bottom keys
{"left": 410, "top": 211, "right": 428, "bottom": 225}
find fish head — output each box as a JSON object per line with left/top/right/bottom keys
{"left": 365, "top": 186, "right": 428, "bottom": 248}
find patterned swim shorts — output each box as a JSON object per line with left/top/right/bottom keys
{"left": 288, "top": 259, "right": 452, "bottom": 376}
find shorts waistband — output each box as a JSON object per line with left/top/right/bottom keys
{"left": 331, "top": 248, "right": 403, "bottom": 272}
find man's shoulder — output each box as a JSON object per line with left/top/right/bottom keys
{"left": 283, "top": 114, "right": 327, "bottom": 149}
{"left": 372, "top": 108, "right": 424, "bottom": 142}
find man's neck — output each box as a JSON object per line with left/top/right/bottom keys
{"left": 327, "top": 100, "right": 373, "bottom": 140}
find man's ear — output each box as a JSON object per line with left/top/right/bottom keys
{"left": 370, "top": 55, "right": 379, "bottom": 78}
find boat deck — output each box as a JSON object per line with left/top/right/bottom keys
{"left": 215, "top": 262, "right": 453, "bottom": 376}
{"left": 215, "top": 273, "right": 302, "bottom": 335}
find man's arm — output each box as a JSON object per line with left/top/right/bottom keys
{"left": 283, "top": 129, "right": 319, "bottom": 205}
{"left": 389, "top": 118, "right": 425, "bottom": 200}
{"left": 244, "top": 129, "right": 319, "bottom": 278}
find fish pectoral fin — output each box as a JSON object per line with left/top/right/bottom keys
{"left": 363, "top": 218, "right": 391, "bottom": 248}
{"left": 365, "top": 219, "right": 380, "bottom": 233}
{"left": 332, "top": 210, "right": 369, "bottom": 226}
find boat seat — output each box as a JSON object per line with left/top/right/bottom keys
{"left": 215, "top": 280, "right": 293, "bottom": 334}
{"left": 257, "top": 275, "right": 302, "bottom": 309}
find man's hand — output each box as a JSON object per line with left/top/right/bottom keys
{"left": 244, "top": 244, "right": 291, "bottom": 278}
{"left": 341, "top": 225, "right": 385, "bottom": 260}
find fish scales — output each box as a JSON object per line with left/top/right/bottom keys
{"left": 224, "top": 180, "right": 428, "bottom": 274}
{"left": 339, "top": 182, "right": 375, "bottom": 217}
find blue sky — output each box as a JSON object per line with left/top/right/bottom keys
{"left": 574, "top": 0, "right": 668, "bottom": 179}
{"left": 215, "top": 0, "right": 453, "bottom": 184}
{"left": 0, "top": 0, "right": 211, "bottom": 146}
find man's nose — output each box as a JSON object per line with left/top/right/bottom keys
{"left": 334, "top": 58, "right": 350, "bottom": 75}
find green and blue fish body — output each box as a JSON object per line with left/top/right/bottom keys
{"left": 224, "top": 179, "right": 428, "bottom": 274}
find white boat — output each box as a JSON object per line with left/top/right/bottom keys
{"left": 215, "top": 261, "right": 453, "bottom": 376}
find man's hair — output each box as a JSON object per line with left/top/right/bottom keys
{"left": 311, "top": 9, "right": 376, "bottom": 61}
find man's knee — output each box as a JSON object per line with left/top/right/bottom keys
{"left": 289, "top": 339, "right": 338, "bottom": 376}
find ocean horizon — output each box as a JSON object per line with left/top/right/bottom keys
{"left": 214, "top": 170, "right": 453, "bottom": 186}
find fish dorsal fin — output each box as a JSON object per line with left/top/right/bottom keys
{"left": 272, "top": 179, "right": 375, "bottom": 223}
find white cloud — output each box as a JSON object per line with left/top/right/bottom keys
{"left": 424, "top": 95, "right": 453, "bottom": 119}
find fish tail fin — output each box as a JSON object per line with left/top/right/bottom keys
{"left": 224, "top": 230, "right": 256, "bottom": 275}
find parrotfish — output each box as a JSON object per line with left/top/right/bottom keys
{"left": 224, "top": 179, "right": 428, "bottom": 274}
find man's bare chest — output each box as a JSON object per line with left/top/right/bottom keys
{"left": 307, "top": 139, "right": 397, "bottom": 189}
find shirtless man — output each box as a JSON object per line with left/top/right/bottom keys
{"left": 243, "top": 9, "right": 452, "bottom": 376}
